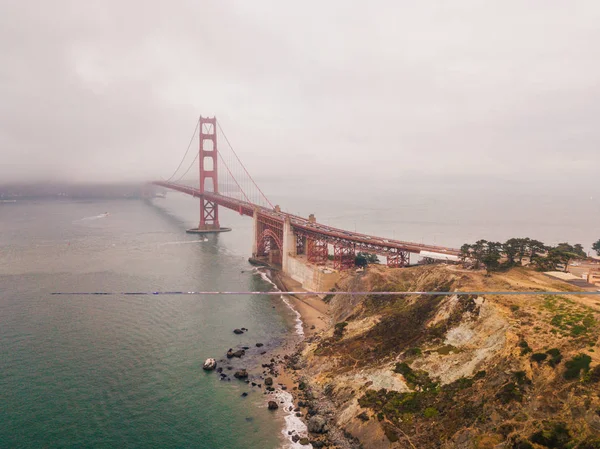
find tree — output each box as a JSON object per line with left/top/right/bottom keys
{"left": 460, "top": 240, "right": 501, "bottom": 273}
{"left": 593, "top": 239, "right": 600, "bottom": 256}
{"left": 483, "top": 241, "right": 503, "bottom": 274}
{"left": 528, "top": 239, "right": 547, "bottom": 261}
{"left": 355, "top": 252, "right": 379, "bottom": 268}
{"left": 573, "top": 244, "right": 586, "bottom": 258}
{"left": 555, "top": 242, "right": 586, "bottom": 259}
{"left": 503, "top": 238, "right": 521, "bottom": 264}
{"left": 516, "top": 238, "right": 530, "bottom": 263}
{"left": 533, "top": 246, "right": 575, "bottom": 272}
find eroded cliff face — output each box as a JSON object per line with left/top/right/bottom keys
{"left": 296, "top": 265, "right": 600, "bottom": 449}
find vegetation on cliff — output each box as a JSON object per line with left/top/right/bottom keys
{"left": 300, "top": 265, "right": 600, "bottom": 449}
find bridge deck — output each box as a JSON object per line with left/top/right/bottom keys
{"left": 152, "top": 181, "right": 460, "bottom": 257}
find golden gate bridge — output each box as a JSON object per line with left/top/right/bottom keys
{"left": 153, "top": 116, "right": 460, "bottom": 272}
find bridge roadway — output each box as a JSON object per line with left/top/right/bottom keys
{"left": 152, "top": 181, "right": 460, "bottom": 258}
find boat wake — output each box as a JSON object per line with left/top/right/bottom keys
{"left": 158, "top": 239, "right": 208, "bottom": 245}
{"left": 79, "top": 213, "right": 110, "bottom": 221}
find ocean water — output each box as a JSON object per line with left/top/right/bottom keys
{"left": 0, "top": 196, "right": 301, "bottom": 449}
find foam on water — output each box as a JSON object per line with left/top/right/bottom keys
{"left": 276, "top": 390, "right": 312, "bottom": 449}
{"left": 253, "top": 268, "right": 304, "bottom": 337}
{"left": 252, "top": 268, "right": 310, "bottom": 448}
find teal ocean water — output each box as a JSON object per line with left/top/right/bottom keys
{"left": 0, "top": 196, "right": 300, "bottom": 448}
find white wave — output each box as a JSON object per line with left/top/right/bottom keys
{"left": 282, "top": 296, "right": 304, "bottom": 337}
{"left": 252, "top": 268, "right": 304, "bottom": 337}
{"left": 276, "top": 390, "right": 312, "bottom": 449}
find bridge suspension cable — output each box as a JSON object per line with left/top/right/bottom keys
{"left": 164, "top": 117, "right": 200, "bottom": 182}
{"left": 217, "top": 122, "right": 274, "bottom": 209}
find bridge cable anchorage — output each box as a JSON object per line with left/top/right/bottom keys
{"left": 217, "top": 122, "right": 274, "bottom": 209}
{"left": 165, "top": 117, "right": 200, "bottom": 182}
{"left": 50, "top": 291, "right": 600, "bottom": 296}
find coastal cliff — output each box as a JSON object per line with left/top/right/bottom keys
{"left": 287, "top": 265, "right": 600, "bottom": 448}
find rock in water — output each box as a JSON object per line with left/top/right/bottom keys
{"left": 226, "top": 349, "right": 245, "bottom": 358}
{"left": 233, "top": 329, "right": 244, "bottom": 334}
{"left": 202, "top": 358, "right": 217, "bottom": 371}
{"left": 268, "top": 401, "right": 279, "bottom": 410}
{"left": 234, "top": 369, "right": 248, "bottom": 379}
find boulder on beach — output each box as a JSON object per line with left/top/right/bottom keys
{"left": 234, "top": 369, "right": 248, "bottom": 379}
{"left": 268, "top": 401, "right": 279, "bottom": 410}
{"left": 202, "top": 358, "right": 217, "bottom": 371}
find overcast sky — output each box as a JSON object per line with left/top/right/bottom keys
{"left": 1, "top": 1, "right": 599, "bottom": 192}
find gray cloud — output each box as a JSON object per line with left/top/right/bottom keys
{"left": 1, "top": 0, "right": 598, "bottom": 191}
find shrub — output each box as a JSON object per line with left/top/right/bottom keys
{"left": 546, "top": 348, "right": 563, "bottom": 367}
{"left": 531, "top": 353, "right": 548, "bottom": 363}
{"left": 564, "top": 354, "right": 592, "bottom": 380}
{"left": 519, "top": 340, "right": 533, "bottom": 355}
{"left": 333, "top": 322, "right": 348, "bottom": 339}
{"left": 497, "top": 382, "right": 523, "bottom": 404}
{"left": 529, "top": 422, "right": 571, "bottom": 448}
{"left": 423, "top": 407, "right": 438, "bottom": 418}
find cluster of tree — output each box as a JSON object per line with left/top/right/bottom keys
{"left": 355, "top": 252, "right": 379, "bottom": 267}
{"left": 461, "top": 238, "right": 589, "bottom": 273}
{"left": 593, "top": 239, "right": 600, "bottom": 256}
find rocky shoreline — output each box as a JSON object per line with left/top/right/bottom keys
{"left": 265, "top": 270, "right": 359, "bottom": 449}
{"left": 200, "top": 266, "right": 346, "bottom": 448}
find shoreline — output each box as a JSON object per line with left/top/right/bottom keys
{"left": 253, "top": 267, "right": 331, "bottom": 448}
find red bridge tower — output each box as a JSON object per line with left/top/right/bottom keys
{"left": 187, "top": 116, "right": 231, "bottom": 234}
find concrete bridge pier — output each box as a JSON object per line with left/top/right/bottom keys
{"left": 252, "top": 208, "right": 259, "bottom": 258}
{"left": 282, "top": 216, "right": 296, "bottom": 273}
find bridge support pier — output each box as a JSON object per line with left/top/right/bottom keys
{"left": 333, "top": 245, "right": 355, "bottom": 271}
{"left": 387, "top": 250, "right": 410, "bottom": 268}
{"left": 282, "top": 217, "right": 296, "bottom": 273}
{"left": 307, "top": 238, "right": 328, "bottom": 265}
